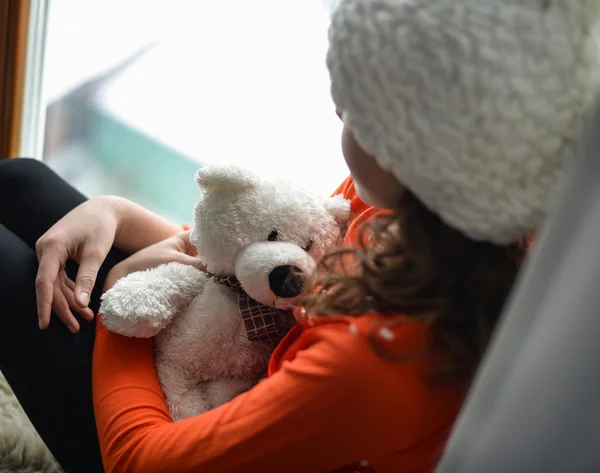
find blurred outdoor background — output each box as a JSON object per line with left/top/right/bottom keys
{"left": 42, "top": 0, "right": 348, "bottom": 224}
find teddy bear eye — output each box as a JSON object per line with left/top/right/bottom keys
{"left": 267, "top": 230, "right": 278, "bottom": 242}
{"left": 302, "top": 239, "right": 314, "bottom": 252}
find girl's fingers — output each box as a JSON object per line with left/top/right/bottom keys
{"left": 180, "top": 230, "right": 199, "bottom": 257}
{"left": 62, "top": 275, "right": 95, "bottom": 321}
{"left": 52, "top": 284, "right": 80, "bottom": 334}
{"left": 74, "top": 245, "right": 105, "bottom": 308}
{"left": 176, "top": 253, "right": 207, "bottom": 272}
{"left": 35, "top": 247, "right": 64, "bottom": 329}
{"left": 64, "top": 274, "right": 75, "bottom": 290}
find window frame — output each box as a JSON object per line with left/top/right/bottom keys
{"left": 0, "top": 0, "right": 31, "bottom": 159}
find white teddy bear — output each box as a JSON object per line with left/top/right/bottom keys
{"left": 99, "top": 165, "right": 350, "bottom": 421}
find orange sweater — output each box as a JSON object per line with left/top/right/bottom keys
{"left": 92, "top": 177, "right": 464, "bottom": 473}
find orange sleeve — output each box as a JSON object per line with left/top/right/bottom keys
{"left": 92, "top": 319, "right": 456, "bottom": 473}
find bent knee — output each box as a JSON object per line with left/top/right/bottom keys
{"left": 0, "top": 158, "right": 52, "bottom": 193}
{"left": 0, "top": 157, "right": 48, "bottom": 179}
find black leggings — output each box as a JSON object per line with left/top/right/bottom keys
{"left": 0, "top": 158, "right": 127, "bottom": 473}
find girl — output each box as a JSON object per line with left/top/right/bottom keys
{"left": 1, "top": 1, "right": 598, "bottom": 472}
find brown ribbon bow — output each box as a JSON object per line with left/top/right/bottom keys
{"left": 211, "top": 274, "right": 296, "bottom": 346}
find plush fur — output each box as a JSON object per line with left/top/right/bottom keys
{"left": 0, "top": 371, "right": 63, "bottom": 473}
{"left": 100, "top": 165, "right": 350, "bottom": 420}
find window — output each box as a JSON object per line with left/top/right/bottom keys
{"left": 36, "top": 0, "right": 348, "bottom": 224}
{"left": 2, "top": 4, "right": 349, "bottom": 469}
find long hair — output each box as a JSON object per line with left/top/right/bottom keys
{"left": 303, "top": 190, "right": 529, "bottom": 382}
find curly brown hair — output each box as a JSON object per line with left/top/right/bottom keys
{"left": 303, "top": 189, "right": 529, "bottom": 382}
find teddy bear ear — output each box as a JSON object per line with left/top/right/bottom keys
{"left": 324, "top": 194, "right": 351, "bottom": 228}
{"left": 195, "top": 165, "right": 260, "bottom": 194}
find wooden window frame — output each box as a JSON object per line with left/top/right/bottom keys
{"left": 0, "top": 0, "right": 31, "bottom": 159}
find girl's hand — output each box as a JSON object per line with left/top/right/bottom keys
{"left": 35, "top": 196, "right": 121, "bottom": 333}
{"left": 103, "top": 231, "right": 205, "bottom": 293}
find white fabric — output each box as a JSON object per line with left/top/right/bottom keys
{"left": 436, "top": 97, "right": 600, "bottom": 472}
{"left": 327, "top": 0, "right": 600, "bottom": 243}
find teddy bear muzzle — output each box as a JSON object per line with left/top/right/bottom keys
{"left": 268, "top": 265, "right": 304, "bottom": 299}
{"left": 235, "top": 241, "right": 316, "bottom": 308}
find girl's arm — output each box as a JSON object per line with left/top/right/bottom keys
{"left": 35, "top": 196, "right": 186, "bottom": 330}
{"left": 92, "top": 323, "right": 371, "bottom": 473}
{"left": 92, "top": 318, "right": 458, "bottom": 473}
{"left": 105, "top": 196, "right": 186, "bottom": 254}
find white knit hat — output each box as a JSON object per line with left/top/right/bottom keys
{"left": 327, "top": 0, "right": 600, "bottom": 244}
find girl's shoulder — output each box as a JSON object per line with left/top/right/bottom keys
{"left": 332, "top": 175, "right": 375, "bottom": 219}
{"left": 270, "top": 311, "right": 438, "bottom": 378}
{"left": 332, "top": 175, "right": 389, "bottom": 246}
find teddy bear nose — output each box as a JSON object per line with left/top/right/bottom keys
{"left": 269, "top": 265, "right": 304, "bottom": 298}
